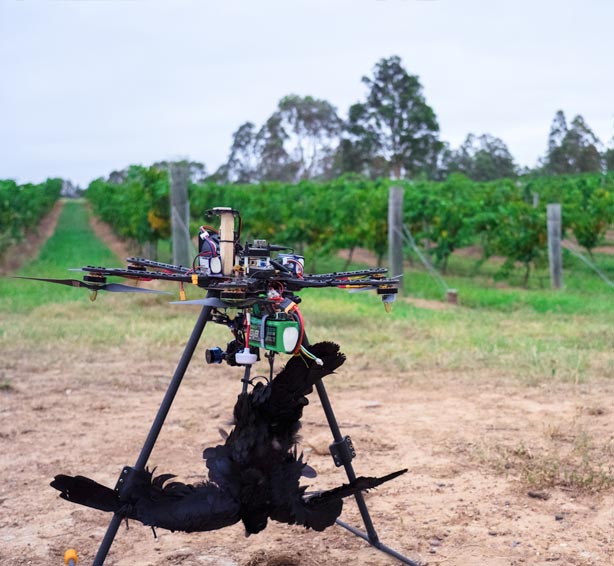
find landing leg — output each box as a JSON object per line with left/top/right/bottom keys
{"left": 314, "top": 380, "right": 420, "bottom": 566}
{"left": 93, "top": 302, "right": 213, "bottom": 565}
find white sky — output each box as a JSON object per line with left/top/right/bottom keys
{"left": 1, "top": 0, "right": 612, "bottom": 187}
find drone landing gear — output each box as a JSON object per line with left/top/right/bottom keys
{"left": 93, "top": 303, "right": 213, "bottom": 566}
{"left": 314, "top": 378, "right": 419, "bottom": 565}
{"left": 92, "top": 304, "right": 418, "bottom": 566}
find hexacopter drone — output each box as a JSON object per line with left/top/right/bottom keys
{"left": 20, "top": 207, "right": 399, "bottom": 365}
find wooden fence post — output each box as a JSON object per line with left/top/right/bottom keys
{"left": 547, "top": 203, "right": 562, "bottom": 289}
{"left": 169, "top": 162, "right": 191, "bottom": 268}
{"left": 388, "top": 186, "right": 404, "bottom": 287}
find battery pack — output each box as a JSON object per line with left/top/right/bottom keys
{"left": 249, "top": 315, "right": 300, "bottom": 353}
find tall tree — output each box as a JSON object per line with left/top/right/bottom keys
{"left": 215, "top": 122, "right": 259, "bottom": 184}
{"left": 346, "top": 55, "right": 441, "bottom": 179}
{"left": 217, "top": 96, "right": 342, "bottom": 183}
{"left": 566, "top": 115, "right": 602, "bottom": 172}
{"left": 275, "top": 95, "right": 342, "bottom": 180}
{"left": 254, "top": 113, "right": 298, "bottom": 182}
{"left": 441, "top": 133, "right": 517, "bottom": 181}
{"left": 544, "top": 110, "right": 570, "bottom": 175}
{"left": 548, "top": 110, "right": 568, "bottom": 153}
{"left": 543, "top": 111, "right": 603, "bottom": 174}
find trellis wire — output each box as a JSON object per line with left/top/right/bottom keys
{"left": 561, "top": 240, "right": 614, "bottom": 289}
{"left": 400, "top": 224, "right": 450, "bottom": 295}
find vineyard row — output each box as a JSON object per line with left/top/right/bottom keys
{"left": 0, "top": 178, "right": 63, "bottom": 256}
{"left": 86, "top": 169, "right": 614, "bottom": 281}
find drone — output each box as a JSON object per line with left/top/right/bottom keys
{"left": 19, "top": 207, "right": 400, "bottom": 367}
{"left": 20, "top": 207, "right": 417, "bottom": 565}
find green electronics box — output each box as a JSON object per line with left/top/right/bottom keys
{"left": 249, "top": 315, "right": 300, "bottom": 353}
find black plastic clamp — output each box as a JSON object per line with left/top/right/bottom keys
{"left": 114, "top": 466, "right": 144, "bottom": 501}
{"left": 329, "top": 436, "right": 356, "bottom": 467}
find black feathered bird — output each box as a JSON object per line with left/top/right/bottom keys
{"left": 51, "top": 342, "right": 406, "bottom": 535}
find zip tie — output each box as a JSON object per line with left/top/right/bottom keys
{"left": 259, "top": 314, "right": 268, "bottom": 349}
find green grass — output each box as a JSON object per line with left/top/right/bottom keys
{"left": 1, "top": 200, "right": 613, "bottom": 384}
{"left": 297, "top": 287, "right": 614, "bottom": 382}
{"left": 307, "top": 246, "right": 614, "bottom": 315}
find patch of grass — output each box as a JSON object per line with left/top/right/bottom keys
{"left": 488, "top": 426, "right": 614, "bottom": 493}
{"left": 297, "top": 287, "right": 614, "bottom": 382}
{"left": 311, "top": 248, "right": 614, "bottom": 315}
{"left": 404, "top": 248, "right": 614, "bottom": 315}
{"left": 3, "top": 273, "right": 610, "bottom": 386}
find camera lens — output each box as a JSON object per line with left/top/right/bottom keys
{"left": 205, "top": 347, "right": 224, "bottom": 364}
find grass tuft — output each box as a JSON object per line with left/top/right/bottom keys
{"left": 484, "top": 425, "right": 614, "bottom": 493}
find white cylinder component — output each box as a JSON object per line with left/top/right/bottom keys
{"left": 219, "top": 210, "right": 235, "bottom": 276}
{"left": 235, "top": 349, "right": 258, "bottom": 365}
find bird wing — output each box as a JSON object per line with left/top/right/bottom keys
{"left": 271, "top": 468, "right": 408, "bottom": 532}
{"left": 50, "top": 475, "right": 120, "bottom": 513}
{"left": 50, "top": 471, "right": 242, "bottom": 533}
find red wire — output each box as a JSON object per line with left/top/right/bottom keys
{"left": 287, "top": 259, "right": 304, "bottom": 278}
{"left": 292, "top": 306, "right": 305, "bottom": 354}
{"left": 245, "top": 313, "right": 251, "bottom": 348}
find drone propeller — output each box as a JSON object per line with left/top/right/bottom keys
{"left": 13, "top": 276, "right": 170, "bottom": 294}
{"left": 345, "top": 275, "right": 401, "bottom": 292}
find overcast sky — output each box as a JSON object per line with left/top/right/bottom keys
{"left": 1, "top": 0, "right": 612, "bottom": 187}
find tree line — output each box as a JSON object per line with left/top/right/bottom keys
{"left": 102, "top": 56, "right": 613, "bottom": 187}
{"left": 208, "top": 56, "right": 613, "bottom": 184}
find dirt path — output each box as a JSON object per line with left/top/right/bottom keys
{"left": 0, "top": 198, "right": 136, "bottom": 273}
{"left": 0, "top": 200, "right": 64, "bottom": 275}
{"left": 87, "top": 205, "right": 136, "bottom": 262}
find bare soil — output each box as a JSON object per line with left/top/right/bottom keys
{"left": 1, "top": 351, "right": 613, "bottom": 566}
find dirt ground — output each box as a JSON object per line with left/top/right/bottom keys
{"left": 1, "top": 207, "right": 613, "bottom": 565}
{"left": 1, "top": 349, "right": 613, "bottom": 566}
